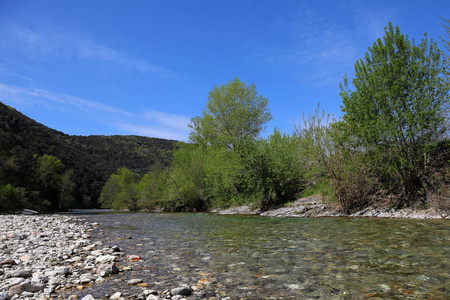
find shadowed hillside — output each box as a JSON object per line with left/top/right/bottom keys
{"left": 0, "top": 101, "right": 176, "bottom": 209}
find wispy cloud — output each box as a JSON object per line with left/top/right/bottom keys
{"left": 144, "top": 111, "right": 191, "bottom": 131}
{"left": 3, "top": 22, "right": 181, "bottom": 80}
{"left": 0, "top": 82, "right": 190, "bottom": 140}
{"left": 254, "top": 19, "right": 358, "bottom": 87}
{"left": 116, "top": 123, "right": 189, "bottom": 141}
{"left": 251, "top": 6, "right": 383, "bottom": 87}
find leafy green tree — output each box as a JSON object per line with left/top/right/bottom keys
{"left": 188, "top": 77, "right": 272, "bottom": 150}
{"left": 58, "top": 169, "right": 76, "bottom": 210}
{"left": 98, "top": 173, "right": 120, "bottom": 208}
{"left": 0, "top": 184, "right": 28, "bottom": 212}
{"left": 34, "top": 154, "right": 65, "bottom": 210}
{"left": 340, "top": 23, "right": 449, "bottom": 205}
{"left": 99, "top": 167, "right": 140, "bottom": 210}
{"left": 203, "top": 145, "right": 244, "bottom": 207}
{"left": 257, "top": 129, "right": 305, "bottom": 208}
{"left": 165, "top": 144, "right": 209, "bottom": 211}
{"left": 440, "top": 16, "right": 450, "bottom": 71}
{"left": 137, "top": 164, "right": 168, "bottom": 209}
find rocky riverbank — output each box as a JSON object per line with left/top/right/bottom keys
{"left": 215, "top": 196, "right": 450, "bottom": 220}
{"left": 0, "top": 215, "right": 196, "bottom": 300}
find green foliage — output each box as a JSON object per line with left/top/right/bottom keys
{"left": 163, "top": 144, "right": 209, "bottom": 211}
{"left": 99, "top": 167, "right": 140, "bottom": 211}
{"left": 297, "top": 107, "right": 375, "bottom": 213}
{"left": 0, "top": 184, "right": 28, "bottom": 212}
{"left": 137, "top": 164, "right": 169, "bottom": 209}
{"left": 340, "top": 23, "right": 449, "bottom": 206}
{"left": 98, "top": 173, "right": 120, "bottom": 208}
{"left": 0, "top": 101, "right": 175, "bottom": 209}
{"left": 163, "top": 78, "right": 307, "bottom": 211}
{"left": 243, "top": 129, "right": 305, "bottom": 210}
{"left": 189, "top": 77, "right": 272, "bottom": 150}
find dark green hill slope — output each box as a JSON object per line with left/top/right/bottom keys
{"left": 0, "top": 101, "right": 176, "bottom": 209}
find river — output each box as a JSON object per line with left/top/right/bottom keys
{"left": 73, "top": 212, "right": 449, "bottom": 299}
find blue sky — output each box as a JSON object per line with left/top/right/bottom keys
{"left": 0, "top": 0, "right": 448, "bottom": 141}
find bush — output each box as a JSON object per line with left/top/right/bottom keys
{"left": 297, "top": 107, "right": 375, "bottom": 213}
{"left": 0, "top": 184, "right": 28, "bottom": 213}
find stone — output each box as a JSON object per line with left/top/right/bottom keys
{"left": 10, "top": 269, "right": 33, "bottom": 278}
{"left": 5, "top": 277, "right": 25, "bottom": 288}
{"left": 81, "top": 295, "right": 95, "bottom": 300}
{"left": 143, "top": 290, "right": 158, "bottom": 296}
{"left": 0, "top": 258, "right": 16, "bottom": 266}
{"left": 95, "top": 277, "right": 107, "bottom": 283}
{"left": 127, "top": 278, "right": 143, "bottom": 285}
{"left": 171, "top": 286, "right": 191, "bottom": 296}
{"left": 97, "top": 263, "right": 120, "bottom": 276}
{"left": 19, "top": 255, "right": 31, "bottom": 262}
{"left": 8, "top": 282, "right": 45, "bottom": 296}
{"left": 80, "top": 274, "right": 93, "bottom": 284}
{"left": 54, "top": 266, "right": 72, "bottom": 275}
{"left": 95, "top": 255, "right": 117, "bottom": 264}
{"left": 146, "top": 295, "right": 159, "bottom": 300}
{"left": 110, "top": 292, "right": 122, "bottom": 299}
{"left": 127, "top": 255, "right": 141, "bottom": 261}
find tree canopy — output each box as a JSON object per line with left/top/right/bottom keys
{"left": 340, "top": 22, "right": 449, "bottom": 202}
{"left": 188, "top": 77, "right": 272, "bottom": 150}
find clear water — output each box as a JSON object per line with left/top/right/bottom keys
{"left": 76, "top": 213, "right": 449, "bottom": 299}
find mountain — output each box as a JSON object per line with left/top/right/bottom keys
{"left": 0, "top": 101, "right": 177, "bottom": 209}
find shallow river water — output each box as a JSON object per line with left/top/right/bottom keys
{"left": 76, "top": 213, "right": 449, "bottom": 299}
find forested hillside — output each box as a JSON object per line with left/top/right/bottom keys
{"left": 0, "top": 101, "right": 176, "bottom": 211}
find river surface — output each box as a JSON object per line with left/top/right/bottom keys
{"left": 75, "top": 213, "right": 449, "bottom": 299}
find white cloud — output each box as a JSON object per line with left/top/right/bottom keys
{"left": 144, "top": 111, "right": 191, "bottom": 130}
{"left": 0, "top": 82, "right": 191, "bottom": 140}
{"left": 5, "top": 23, "right": 181, "bottom": 80}
{"left": 116, "top": 123, "right": 188, "bottom": 141}
{"left": 250, "top": 5, "right": 388, "bottom": 87}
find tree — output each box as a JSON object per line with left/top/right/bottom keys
{"left": 0, "top": 184, "right": 28, "bottom": 212}
{"left": 246, "top": 129, "right": 306, "bottom": 210}
{"left": 440, "top": 16, "right": 450, "bottom": 137}
{"left": 137, "top": 163, "right": 168, "bottom": 209}
{"left": 298, "top": 107, "right": 375, "bottom": 213}
{"left": 340, "top": 23, "right": 449, "bottom": 205}
{"left": 439, "top": 16, "right": 450, "bottom": 71}
{"left": 165, "top": 144, "right": 209, "bottom": 211}
{"left": 188, "top": 77, "right": 272, "bottom": 150}
{"left": 34, "top": 154, "right": 65, "bottom": 210}
{"left": 58, "top": 169, "right": 76, "bottom": 210}
{"left": 99, "top": 167, "right": 140, "bottom": 210}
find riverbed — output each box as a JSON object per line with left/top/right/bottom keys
{"left": 70, "top": 212, "right": 449, "bottom": 299}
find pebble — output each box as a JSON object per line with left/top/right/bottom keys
{"left": 0, "top": 215, "right": 198, "bottom": 300}
{"left": 127, "top": 278, "right": 143, "bottom": 285}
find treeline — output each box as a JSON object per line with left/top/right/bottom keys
{"left": 0, "top": 103, "right": 176, "bottom": 212}
{"left": 101, "top": 22, "right": 450, "bottom": 213}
